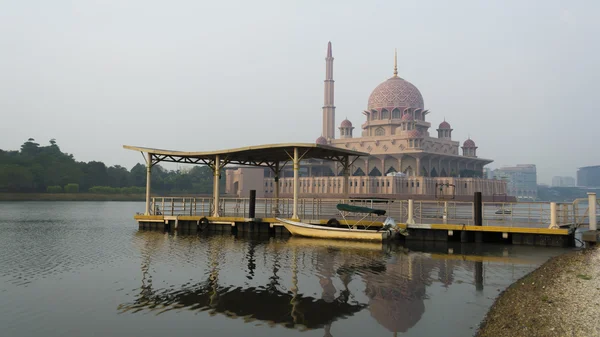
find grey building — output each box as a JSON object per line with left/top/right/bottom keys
{"left": 552, "top": 176, "right": 576, "bottom": 187}
{"left": 492, "top": 164, "right": 537, "bottom": 200}
{"left": 577, "top": 166, "right": 600, "bottom": 188}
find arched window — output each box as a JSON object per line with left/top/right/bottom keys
{"left": 381, "top": 109, "right": 389, "bottom": 119}
{"left": 372, "top": 111, "right": 378, "bottom": 120}
{"left": 340, "top": 129, "right": 345, "bottom": 136}
{"left": 392, "top": 109, "right": 400, "bottom": 119}
{"left": 375, "top": 127, "right": 385, "bottom": 136}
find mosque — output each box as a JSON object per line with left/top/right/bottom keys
{"left": 226, "top": 42, "right": 508, "bottom": 201}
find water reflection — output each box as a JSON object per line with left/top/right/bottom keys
{"left": 119, "top": 232, "right": 560, "bottom": 336}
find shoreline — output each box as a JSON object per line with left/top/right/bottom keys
{"left": 476, "top": 247, "right": 600, "bottom": 337}
{"left": 0, "top": 193, "right": 145, "bottom": 201}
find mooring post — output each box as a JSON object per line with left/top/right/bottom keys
{"left": 407, "top": 199, "right": 415, "bottom": 225}
{"left": 145, "top": 152, "right": 152, "bottom": 215}
{"left": 589, "top": 193, "right": 597, "bottom": 231}
{"left": 474, "top": 192, "right": 483, "bottom": 243}
{"left": 249, "top": 190, "right": 256, "bottom": 219}
{"left": 550, "top": 202, "right": 558, "bottom": 229}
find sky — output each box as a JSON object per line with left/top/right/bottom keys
{"left": 0, "top": 0, "right": 598, "bottom": 184}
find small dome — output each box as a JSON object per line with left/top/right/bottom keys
{"left": 401, "top": 113, "right": 414, "bottom": 121}
{"left": 439, "top": 121, "right": 451, "bottom": 129}
{"left": 316, "top": 136, "right": 327, "bottom": 145}
{"left": 340, "top": 119, "right": 353, "bottom": 128}
{"left": 463, "top": 138, "right": 476, "bottom": 147}
{"left": 406, "top": 129, "right": 422, "bottom": 138}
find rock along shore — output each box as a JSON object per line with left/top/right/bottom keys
{"left": 476, "top": 247, "right": 600, "bottom": 337}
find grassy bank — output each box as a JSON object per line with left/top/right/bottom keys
{"left": 0, "top": 193, "right": 146, "bottom": 201}
{"left": 476, "top": 247, "right": 600, "bottom": 337}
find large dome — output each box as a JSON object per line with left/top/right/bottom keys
{"left": 368, "top": 77, "right": 424, "bottom": 110}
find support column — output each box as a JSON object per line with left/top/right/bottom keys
{"left": 274, "top": 162, "right": 280, "bottom": 216}
{"left": 145, "top": 152, "right": 152, "bottom": 215}
{"left": 407, "top": 199, "right": 415, "bottom": 224}
{"left": 381, "top": 157, "right": 385, "bottom": 176}
{"left": 589, "top": 193, "right": 597, "bottom": 231}
{"left": 474, "top": 192, "right": 483, "bottom": 242}
{"left": 292, "top": 147, "right": 300, "bottom": 220}
{"left": 342, "top": 156, "right": 350, "bottom": 200}
{"left": 549, "top": 202, "right": 557, "bottom": 229}
{"left": 415, "top": 157, "right": 421, "bottom": 177}
{"left": 212, "top": 154, "right": 221, "bottom": 217}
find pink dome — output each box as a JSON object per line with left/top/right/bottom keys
{"left": 439, "top": 121, "right": 451, "bottom": 129}
{"left": 368, "top": 77, "right": 424, "bottom": 110}
{"left": 401, "top": 113, "right": 414, "bottom": 121}
{"left": 340, "top": 119, "right": 353, "bottom": 128}
{"left": 315, "top": 136, "right": 327, "bottom": 145}
{"left": 463, "top": 138, "right": 476, "bottom": 147}
{"left": 406, "top": 129, "right": 422, "bottom": 138}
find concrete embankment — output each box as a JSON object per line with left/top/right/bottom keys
{"left": 477, "top": 247, "right": 600, "bottom": 337}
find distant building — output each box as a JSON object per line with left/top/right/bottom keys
{"left": 552, "top": 176, "right": 576, "bottom": 187}
{"left": 492, "top": 165, "right": 537, "bottom": 201}
{"left": 577, "top": 166, "right": 600, "bottom": 188}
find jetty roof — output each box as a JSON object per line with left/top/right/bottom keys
{"left": 123, "top": 143, "right": 368, "bottom": 167}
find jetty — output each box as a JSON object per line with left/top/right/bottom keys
{"left": 125, "top": 143, "right": 600, "bottom": 247}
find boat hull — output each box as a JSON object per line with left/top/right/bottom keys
{"left": 276, "top": 218, "right": 387, "bottom": 241}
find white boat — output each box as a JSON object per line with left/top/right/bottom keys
{"left": 275, "top": 217, "right": 394, "bottom": 242}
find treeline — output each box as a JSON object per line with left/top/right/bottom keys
{"left": 0, "top": 139, "right": 222, "bottom": 194}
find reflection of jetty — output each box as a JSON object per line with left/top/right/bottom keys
{"left": 125, "top": 144, "right": 600, "bottom": 247}
{"left": 121, "top": 233, "right": 510, "bottom": 336}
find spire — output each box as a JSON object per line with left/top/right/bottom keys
{"left": 327, "top": 41, "right": 332, "bottom": 58}
{"left": 393, "top": 48, "right": 398, "bottom": 77}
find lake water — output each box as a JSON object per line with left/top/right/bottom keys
{"left": 0, "top": 201, "right": 567, "bottom": 337}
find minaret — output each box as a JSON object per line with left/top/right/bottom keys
{"left": 322, "top": 42, "right": 335, "bottom": 139}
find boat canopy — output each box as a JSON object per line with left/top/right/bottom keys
{"left": 336, "top": 203, "right": 386, "bottom": 216}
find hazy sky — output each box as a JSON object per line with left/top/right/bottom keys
{"left": 0, "top": 0, "right": 598, "bottom": 184}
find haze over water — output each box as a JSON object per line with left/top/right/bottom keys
{"left": 0, "top": 202, "right": 565, "bottom": 337}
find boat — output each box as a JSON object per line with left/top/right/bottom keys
{"left": 276, "top": 203, "right": 407, "bottom": 242}
{"left": 276, "top": 217, "right": 393, "bottom": 241}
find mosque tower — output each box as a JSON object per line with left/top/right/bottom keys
{"left": 322, "top": 42, "right": 335, "bottom": 140}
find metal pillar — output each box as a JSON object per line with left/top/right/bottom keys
{"left": 292, "top": 147, "right": 299, "bottom": 220}
{"left": 589, "top": 193, "right": 597, "bottom": 231}
{"left": 342, "top": 156, "right": 350, "bottom": 200}
{"left": 145, "top": 152, "right": 152, "bottom": 215}
{"left": 274, "top": 162, "right": 280, "bottom": 216}
{"left": 407, "top": 199, "right": 415, "bottom": 225}
{"left": 549, "top": 202, "right": 557, "bottom": 229}
{"left": 474, "top": 192, "right": 483, "bottom": 242}
{"left": 212, "top": 154, "right": 220, "bottom": 217}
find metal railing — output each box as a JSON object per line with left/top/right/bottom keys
{"left": 147, "top": 196, "right": 593, "bottom": 228}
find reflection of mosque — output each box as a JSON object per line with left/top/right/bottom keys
{"left": 120, "top": 233, "right": 485, "bottom": 336}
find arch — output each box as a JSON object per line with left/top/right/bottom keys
{"left": 403, "top": 166, "right": 413, "bottom": 176}
{"left": 375, "top": 127, "right": 385, "bottom": 136}
{"left": 369, "top": 167, "right": 382, "bottom": 177}
{"left": 372, "top": 110, "right": 379, "bottom": 120}
{"left": 385, "top": 166, "right": 397, "bottom": 175}
{"left": 392, "top": 108, "right": 401, "bottom": 119}
{"left": 430, "top": 167, "right": 438, "bottom": 177}
{"left": 381, "top": 109, "right": 389, "bottom": 119}
{"left": 421, "top": 166, "right": 428, "bottom": 177}
{"left": 440, "top": 168, "right": 447, "bottom": 177}
{"left": 353, "top": 167, "right": 365, "bottom": 176}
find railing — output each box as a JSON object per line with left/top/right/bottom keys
{"left": 148, "top": 197, "right": 593, "bottom": 228}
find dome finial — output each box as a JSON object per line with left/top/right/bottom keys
{"left": 393, "top": 48, "right": 398, "bottom": 77}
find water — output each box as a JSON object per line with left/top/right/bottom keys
{"left": 0, "top": 202, "right": 567, "bottom": 337}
